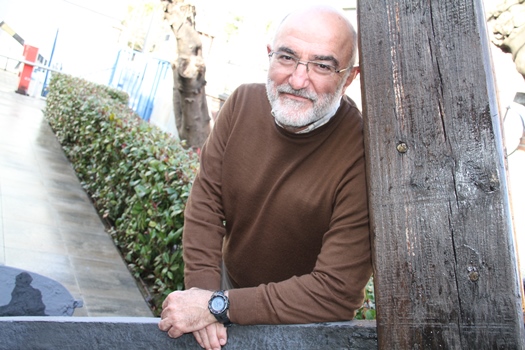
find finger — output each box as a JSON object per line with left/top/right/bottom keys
{"left": 198, "top": 328, "right": 212, "bottom": 349}
{"left": 160, "top": 308, "right": 167, "bottom": 321}
{"left": 205, "top": 324, "right": 222, "bottom": 350}
{"left": 167, "top": 327, "right": 183, "bottom": 339}
{"left": 193, "top": 331, "right": 204, "bottom": 348}
{"left": 158, "top": 319, "right": 169, "bottom": 332}
{"left": 216, "top": 324, "right": 228, "bottom": 346}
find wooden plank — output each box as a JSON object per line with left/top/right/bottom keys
{"left": 358, "top": 0, "right": 525, "bottom": 348}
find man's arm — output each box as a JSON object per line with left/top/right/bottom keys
{"left": 181, "top": 88, "right": 235, "bottom": 290}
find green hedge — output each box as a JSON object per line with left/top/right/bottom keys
{"left": 44, "top": 73, "right": 199, "bottom": 314}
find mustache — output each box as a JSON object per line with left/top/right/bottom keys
{"left": 276, "top": 84, "right": 317, "bottom": 102}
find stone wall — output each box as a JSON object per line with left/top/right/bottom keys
{"left": 0, "top": 317, "right": 377, "bottom": 349}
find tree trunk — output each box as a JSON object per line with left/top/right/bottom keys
{"left": 487, "top": 0, "right": 525, "bottom": 79}
{"left": 358, "top": 0, "right": 525, "bottom": 348}
{"left": 162, "top": 0, "right": 210, "bottom": 149}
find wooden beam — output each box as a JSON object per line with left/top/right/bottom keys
{"left": 358, "top": 0, "right": 525, "bottom": 348}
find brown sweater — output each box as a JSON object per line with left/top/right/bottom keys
{"left": 183, "top": 83, "right": 372, "bottom": 325}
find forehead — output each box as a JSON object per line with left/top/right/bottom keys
{"left": 273, "top": 11, "right": 351, "bottom": 63}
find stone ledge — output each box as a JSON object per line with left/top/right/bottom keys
{"left": 0, "top": 317, "right": 377, "bottom": 349}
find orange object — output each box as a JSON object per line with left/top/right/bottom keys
{"left": 16, "top": 45, "right": 39, "bottom": 95}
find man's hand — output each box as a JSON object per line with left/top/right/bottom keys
{"left": 193, "top": 323, "right": 228, "bottom": 350}
{"left": 158, "top": 288, "right": 217, "bottom": 337}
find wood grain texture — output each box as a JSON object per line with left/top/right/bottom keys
{"left": 358, "top": 0, "right": 525, "bottom": 348}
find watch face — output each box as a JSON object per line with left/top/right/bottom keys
{"left": 211, "top": 297, "right": 225, "bottom": 311}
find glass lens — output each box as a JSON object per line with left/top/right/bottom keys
{"left": 310, "top": 62, "right": 334, "bottom": 75}
{"left": 212, "top": 298, "right": 225, "bottom": 310}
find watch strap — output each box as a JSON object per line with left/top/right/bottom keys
{"left": 214, "top": 310, "right": 231, "bottom": 325}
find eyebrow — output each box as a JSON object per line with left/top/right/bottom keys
{"left": 277, "top": 46, "right": 340, "bottom": 67}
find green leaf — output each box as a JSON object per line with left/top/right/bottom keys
{"left": 365, "top": 309, "right": 376, "bottom": 320}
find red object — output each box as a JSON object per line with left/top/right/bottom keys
{"left": 16, "top": 45, "right": 38, "bottom": 95}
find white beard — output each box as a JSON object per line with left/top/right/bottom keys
{"left": 266, "top": 78, "right": 345, "bottom": 128}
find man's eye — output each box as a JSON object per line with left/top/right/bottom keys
{"left": 313, "top": 63, "right": 332, "bottom": 72}
{"left": 278, "top": 54, "right": 295, "bottom": 62}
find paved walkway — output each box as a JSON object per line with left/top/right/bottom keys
{"left": 0, "top": 70, "right": 153, "bottom": 317}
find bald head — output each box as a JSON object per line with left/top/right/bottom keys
{"left": 272, "top": 5, "right": 358, "bottom": 69}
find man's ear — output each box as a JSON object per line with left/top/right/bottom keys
{"left": 341, "top": 66, "right": 360, "bottom": 94}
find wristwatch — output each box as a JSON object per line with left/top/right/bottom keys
{"left": 208, "top": 290, "right": 232, "bottom": 326}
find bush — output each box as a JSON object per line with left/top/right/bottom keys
{"left": 354, "top": 276, "right": 376, "bottom": 320}
{"left": 44, "top": 73, "right": 199, "bottom": 315}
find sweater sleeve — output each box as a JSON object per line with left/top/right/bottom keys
{"left": 182, "top": 89, "right": 235, "bottom": 291}
{"left": 228, "top": 130, "right": 372, "bottom": 324}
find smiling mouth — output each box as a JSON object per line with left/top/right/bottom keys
{"left": 280, "top": 92, "right": 313, "bottom": 103}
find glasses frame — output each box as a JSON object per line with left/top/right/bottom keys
{"left": 268, "top": 51, "right": 351, "bottom": 76}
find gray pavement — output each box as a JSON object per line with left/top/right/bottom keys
{"left": 0, "top": 70, "right": 153, "bottom": 317}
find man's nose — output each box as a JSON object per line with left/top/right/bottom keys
{"left": 288, "top": 62, "right": 311, "bottom": 90}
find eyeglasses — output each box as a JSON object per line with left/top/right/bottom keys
{"left": 268, "top": 51, "right": 350, "bottom": 77}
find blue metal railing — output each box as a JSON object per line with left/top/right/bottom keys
{"left": 109, "top": 50, "right": 171, "bottom": 122}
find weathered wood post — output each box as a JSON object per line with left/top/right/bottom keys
{"left": 358, "top": 0, "right": 525, "bottom": 348}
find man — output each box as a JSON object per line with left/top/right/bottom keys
{"left": 159, "top": 5, "right": 372, "bottom": 350}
